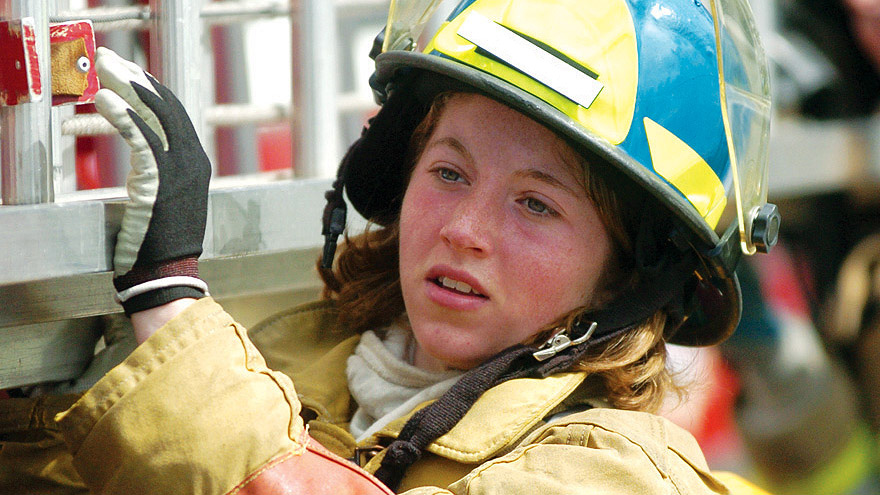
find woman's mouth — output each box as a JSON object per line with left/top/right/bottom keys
{"left": 423, "top": 267, "right": 490, "bottom": 310}
{"left": 433, "top": 276, "right": 485, "bottom": 297}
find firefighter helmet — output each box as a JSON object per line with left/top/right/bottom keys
{"left": 328, "top": 0, "right": 779, "bottom": 345}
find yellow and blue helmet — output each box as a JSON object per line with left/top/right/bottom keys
{"left": 325, "top": 0, "right": 780, "bottom": 346}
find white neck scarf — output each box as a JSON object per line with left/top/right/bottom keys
{"left": 346, "top": 325, "right": 463, "bottom": 442}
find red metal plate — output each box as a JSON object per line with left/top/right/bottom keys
{"left": 0, "top": 18, "right": 41, "bottom": 106}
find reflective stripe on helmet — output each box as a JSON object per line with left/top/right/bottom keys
{"left": 455, "top": 11, "right": 604, "bottom": 109}
{"left": 644, "top": 117, "right": 727, "bottom": 228}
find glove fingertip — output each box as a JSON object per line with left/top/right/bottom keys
{"left": 96, "top": 48, "right": 144, "bottom": 90}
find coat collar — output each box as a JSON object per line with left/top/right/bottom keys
{"left": 249, "top": 300, "right": 593, "bottom": 462}
{"left": 373, "top": 371, "right": 588, "bottom": 463}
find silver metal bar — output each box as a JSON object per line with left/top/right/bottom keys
{"left": 0, "top": 317, "right": 102, "bottom": 389}
{"left": 205, "top": 102, "right": 291, "bottom": 126}
{"left": 57, "top": 92, "right": 372, "bottom": 138}
{"left": 0, "top": 178, "right": 344, "bottom": 286}
{"left": 149, "top": 0, "right": 204, "bottom": 143}
{"left": 98, "top": 0, "right": 140, "bottom": 193}
{"left": 200, "top": 1, "right": 292, "bottom": 25}
{"left": 294, "top": 0, "right": 340, "bottom": 179}
{"left": 0, "top": 248, "right": 323, "bottom": 329}
{"left": 215, "top": 22, "right": 259, "bottom": 174}
{"left": 0, "top": 251, "right": 324, "bottom": 388}
{"left": 50, "top": 5, "right": 150, "bottom": 31}
{"left": 0, "top": 179, "right": 344, "bottom": 386}
{"left": 1, "top": 0, "right": 54, "bottom": 205}
{"left": 60, "top": 102, "right": 293, "bottom": 136}
{"left": 0, "top": 200, "right": 111, "bottom": 283}
{"left": 51, "top": 0, "right": 75, "bottom": 196}
{"left": 52, "top": 103, "right": 77, "bottom": 194}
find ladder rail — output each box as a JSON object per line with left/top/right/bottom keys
{"left": 0, "top": 0, "right": 54, "bottom": 205}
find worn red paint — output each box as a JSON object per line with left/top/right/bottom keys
{"left": 0, "top": 18, "right": 41, "bottom": 106}
{"left": 0, "top": 19, "right": 98, "bottom": 107}
{"left": 50, "top": 20, "right": 98, "bottom": 106}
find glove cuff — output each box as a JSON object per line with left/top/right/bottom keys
{"left": 113, "top": 257, "right": 208, "bottom": 315}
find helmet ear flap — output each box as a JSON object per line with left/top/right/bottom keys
{"left": 634, "top": 206, "right": 676, "bottom": 277}
{"left": 341, "top": 78, "right": 427, "bottom": 225}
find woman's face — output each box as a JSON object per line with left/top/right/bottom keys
{"left": 399, "top": 93, "right": 613, "bottom": 371}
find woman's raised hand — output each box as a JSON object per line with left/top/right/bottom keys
{"left": 94, "top": 47, "right": 211, "bottom": 324}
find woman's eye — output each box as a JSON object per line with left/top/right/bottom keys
{"left": 438, "top": 168, "right": 462, "bottom": 182}
{"left": 524, "top": 197, "right": 557, "bottom": 216}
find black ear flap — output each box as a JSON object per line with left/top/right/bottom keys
{"left": 634, "top": 205, "right": 678, "bottom": 277}
{"left": 340, "top": 70, "right": 484, "bottom": 226}
{"left": 340, "top": 78, "right": 426, "bottom": 226}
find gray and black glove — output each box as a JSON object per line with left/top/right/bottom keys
{"left": 94, "top": 47, "right": 211, "bottom": 315}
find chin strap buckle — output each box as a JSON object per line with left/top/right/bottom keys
{"left": 533, "top": 320, "right": 597, "bottom": 361}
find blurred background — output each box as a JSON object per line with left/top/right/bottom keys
{"left": 1, "top": 1, "right": 880, "bottom": 493}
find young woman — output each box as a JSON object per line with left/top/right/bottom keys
{"left": 9, "top": 0, "right": 778, "bottom": 493}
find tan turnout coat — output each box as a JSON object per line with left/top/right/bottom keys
{"left": 3, "top": 298, "right": 765, "bottom": 494}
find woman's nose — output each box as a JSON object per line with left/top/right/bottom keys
{"left": 439, "top": 194, "right": 496, "bottom": 256}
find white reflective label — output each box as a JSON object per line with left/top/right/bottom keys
{"left": 457, "top": 12, "right": 603, "bottom": 108}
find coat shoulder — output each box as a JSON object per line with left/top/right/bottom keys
{"left": 521, "top": 407, "right": 729, "bottom": 494}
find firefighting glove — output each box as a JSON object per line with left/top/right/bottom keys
{"left": 94, "top": 47, "right": 211, "bottom": 315}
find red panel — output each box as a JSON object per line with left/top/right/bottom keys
{"left": 0, "top": 18, "right": 41, "bottom": 106}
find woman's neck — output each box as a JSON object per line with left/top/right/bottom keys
{"left": 412, "top": 343, "right": 456, "bottom": 372}
{"left": 403, "top": 323, "right": 458, "bottom": 372}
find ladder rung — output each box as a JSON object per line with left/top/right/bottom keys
{"left": 61, "top": 103, "right": 294, "bottom": 136}
{"left": 51, "top": 1, "right": 294, "bottom": 32}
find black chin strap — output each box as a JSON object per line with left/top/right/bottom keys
{"left": 373, "top": 251, "right": 697, "bottom": 491}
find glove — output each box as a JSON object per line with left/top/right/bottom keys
{"left": 94, "top": 47, "right": 212, "bottom": 315}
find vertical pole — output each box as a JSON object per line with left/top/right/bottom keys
{"left": 290, "top": 0, "right": 301, "bottom": 176}
{"left": 293, "top": 0, "right": 339, "bottom": 178}
{"left": 103, "top": 0, "right": 141, "bottom": 188}
{"left": 0, "top": 0, "right": 53, "bottom": 205}
{"left": 214, "top": 23, "right": 256, "bottom": 175}
{"left": 149, "top": 0, "right": 204, "bottom": 145}
{"left": 52, "top": 0, "right": 76, "bottom": 196}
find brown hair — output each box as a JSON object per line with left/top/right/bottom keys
{"left": 320, "top": 92, "right": 678, "bottom": 412}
